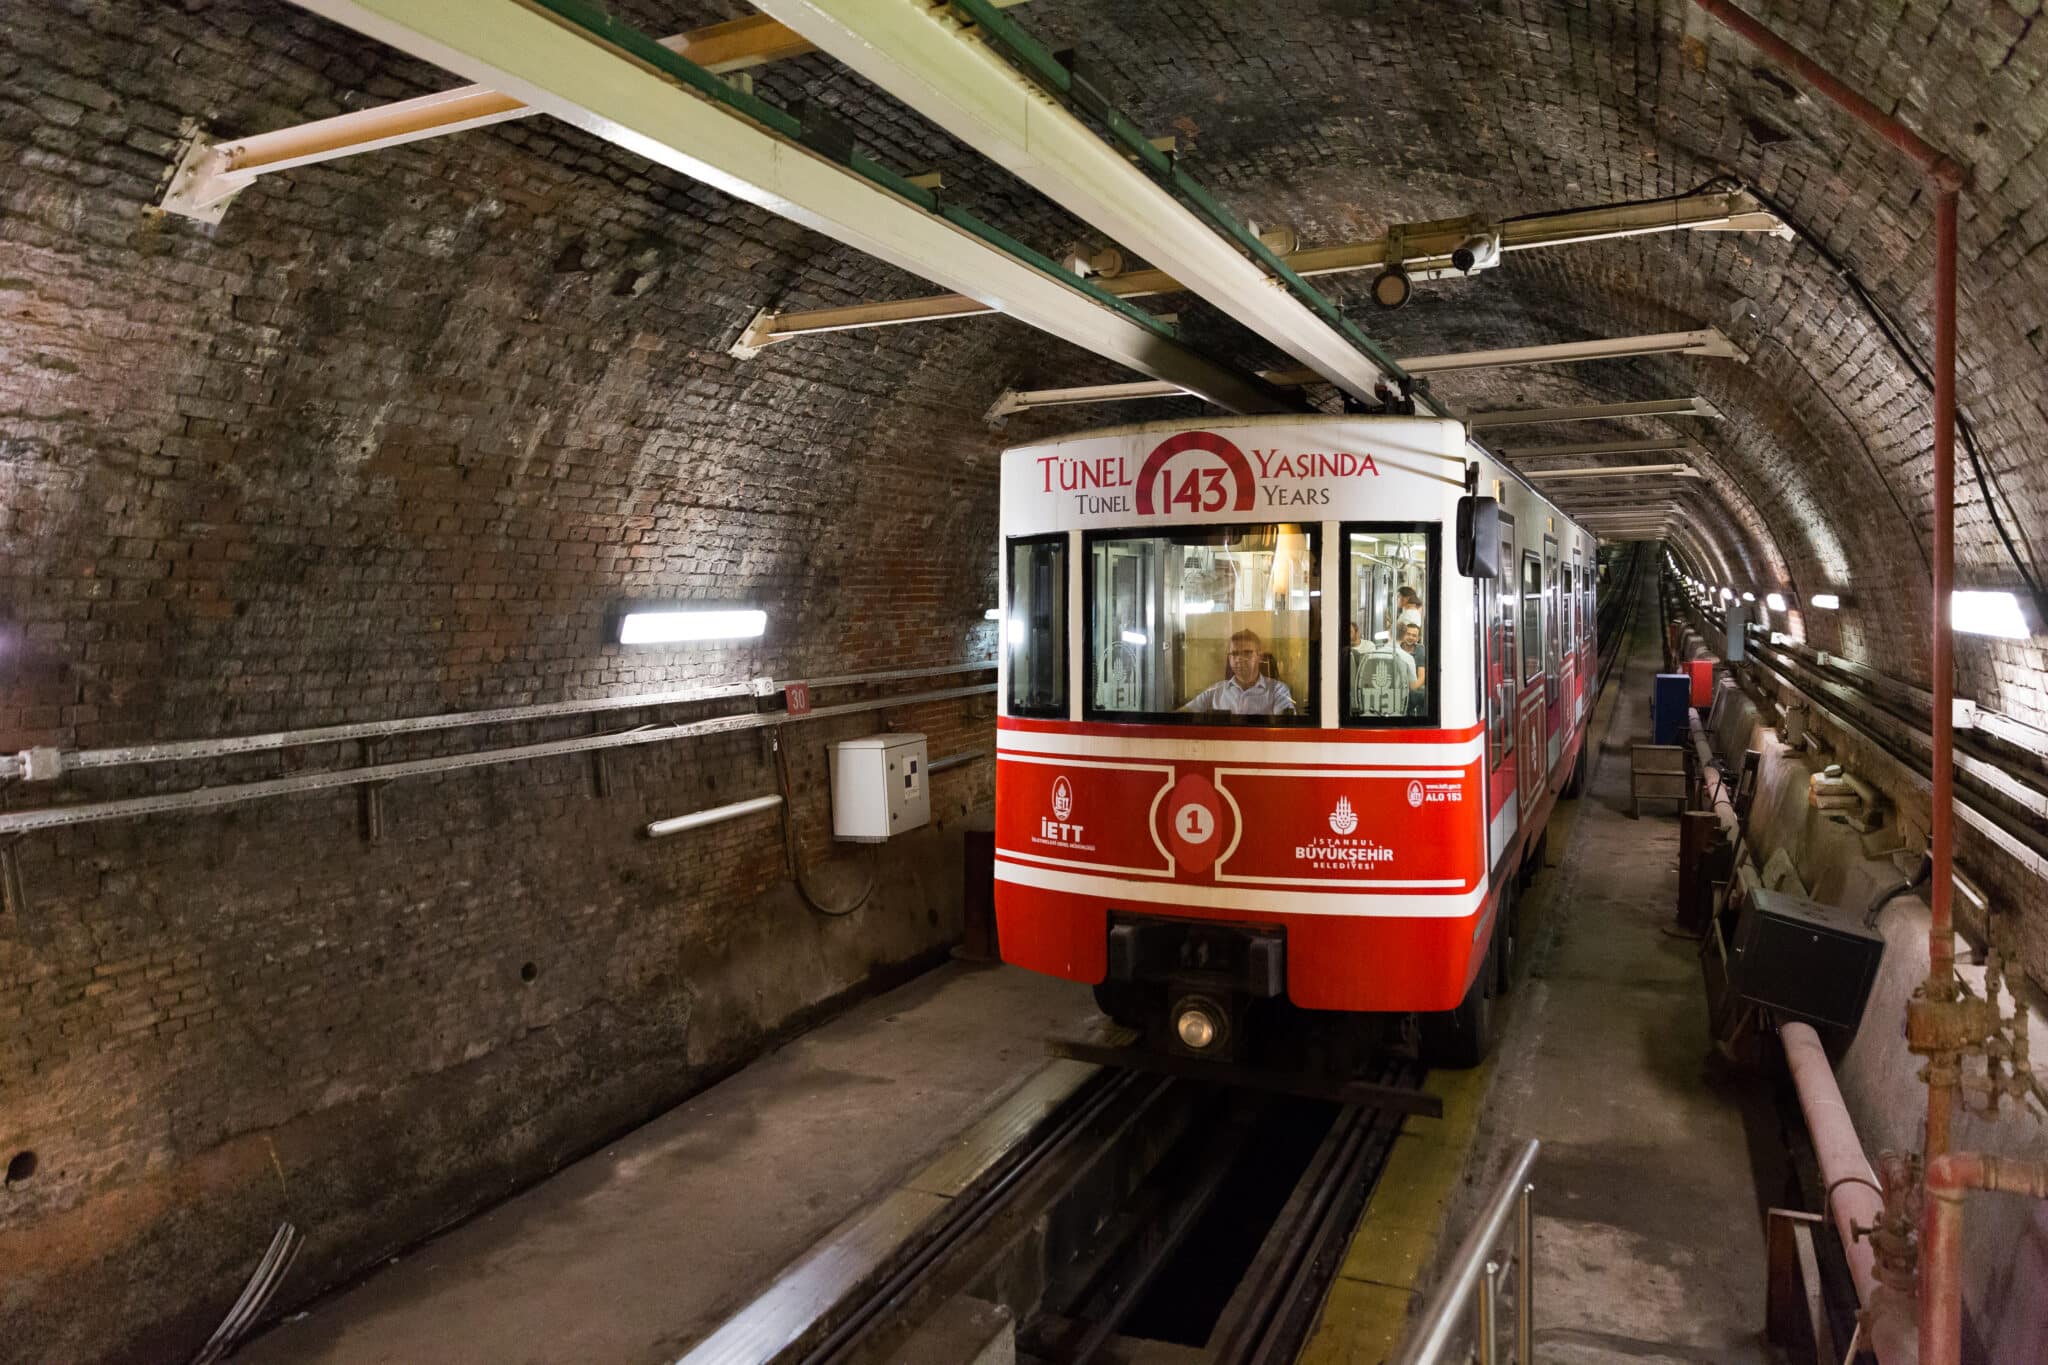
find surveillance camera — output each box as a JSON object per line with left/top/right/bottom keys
{"left": 1452, "top": 234, "right": 1498, "bottom": 274}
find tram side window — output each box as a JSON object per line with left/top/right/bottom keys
{"left": 1084, "top": 523, "right": 1318, "bottom": 724}
{"left": 1490, "top": 525, "right": 1517, "bottom": 765}
{"left": 1341, "top": 526, "right": 1437, "bottom": 726}
{"left": 1583, "top": 565, "right": 1595, "bottom": 648}
{"left": 1520, "top": 551, "right": 1544, "bottom": 685}
{"left": 1563, "top": 565, "right": 1575, "bottom": 653}
{"left": 1543, "top": 539, "right": 1560, "bottom": 690}
{"left": 1005, "top": 535, "right": 1066, "bottom": 718}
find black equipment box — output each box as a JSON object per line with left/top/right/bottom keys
{"left": 1728, "top": 887, "right": 1885, "bottom": 1033}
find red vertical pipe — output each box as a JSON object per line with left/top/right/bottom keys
{"left": 1921, "top": 1160, "right": 1967, "bottom": 1365}
{"left": 1687, "top": 0, "right": 1966, "bottom": 189}
{"left": 1686, "top": 0, "right": 1968, "bottom": 1157}
{"left": 1921, "top": 1154, "right": 2048, "bottom": 1365}
{"left": 1927, "top": 188, "right": 1960, "bottom": 1161}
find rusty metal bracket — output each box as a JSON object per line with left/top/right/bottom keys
{"left": 591, "top": 716, "right": 613, "bottom": 798}
{"left": 360, "top": 740, "right": 384, "bottom": 844}
{"left": 0, "top": 836, "right": 26, "bottom": 923}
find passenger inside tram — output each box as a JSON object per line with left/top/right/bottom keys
{"left": 1086, "top": 523, "right": 1315, "bottom": 722}
{"left": 1347, "top": 529, "right": 1432, "bottom": 723}
{"left": 1182, "top": 628, "right": 1297, "bottom": 716}
{"left": 1398, "top": 619, "right": 1428, "bottom": 716}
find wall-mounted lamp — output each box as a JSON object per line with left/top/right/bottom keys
{"left": 1809, "top": 593, "right": 1842, "bottom": 611}
{"left": 617, "top": 606, "right": 767, "bottom": 645}
{"left": 1953, "top": 589, "right": 2034, "bottom": 639}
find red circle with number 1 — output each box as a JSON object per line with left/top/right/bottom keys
{"left": 1161, "top": 771, "right": 1228, "bottom": 876}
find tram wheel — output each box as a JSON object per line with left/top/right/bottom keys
{"left": 1422, "top": 928, "right": 1499, "bottom": 1070}
{"left": 1563, "top": 743, "right": 1588, "bottom": 798}
{"left": 1091, "top": 981, "right": 1150, "bottom": 1032}
{"left": 1493, "top": 877, "right": 1518, "bottom": 998}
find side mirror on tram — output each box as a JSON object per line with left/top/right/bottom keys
{"left": 1456, "top": 496, "right": 1501, "bottom": 578}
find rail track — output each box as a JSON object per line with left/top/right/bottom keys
{"left": 759, "top": 1057, "right": 1418, "bottom": 1365}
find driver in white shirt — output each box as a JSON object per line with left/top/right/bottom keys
{"left": 1184, "top": 629, "right": 1297, "bottom": 716}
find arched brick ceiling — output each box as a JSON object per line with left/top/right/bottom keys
{"left": 9, "top": 0, "right": 2043, "bottom": 723}
{"left": 945, "top": 0, "right": 2046, "bottom": 717}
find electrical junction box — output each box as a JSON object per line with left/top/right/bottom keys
{"left": 1728, "top": 886, "right": 1885, "bottom": 1034}
{"left": 830, "top": 733, "right": 930, "bottom": 842}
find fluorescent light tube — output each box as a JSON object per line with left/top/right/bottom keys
{"left": 618, "top": 608, "right": 766, "bottom": 645}
{"left": 1953, "top": 589, "right": 2031, "bottom": 639}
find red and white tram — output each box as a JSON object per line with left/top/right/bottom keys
{"left": 993, "top": 416, "right": 1598, "bottom": 1066}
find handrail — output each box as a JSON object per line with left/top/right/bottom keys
{"left": 1395, "top": 1137, "right": 1541, "bottom": 1365}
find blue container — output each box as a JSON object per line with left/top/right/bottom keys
{"left": 1652, "top": 673, "right": 1692, "bottom": 746}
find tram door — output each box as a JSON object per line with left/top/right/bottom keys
{"left": 1486, "top": 518, "right": 1518, "bottom": 854}
{"left": 1516, "top": 549, "right": 1548, "bottom": 818}
{"left": 1093, "top": 541, "right": 1169, "bottom": 712}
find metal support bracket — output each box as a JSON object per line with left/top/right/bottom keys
{"left": 157, "top": 126, "right": 253, "bottom": 225}
{"left": 591, "top": 716, "right": 613, "bottom": 798}
{"left": 730, "top": 307, "right": 786, "bottom": 359}
{"left": 360, "top": 741, "right": 384, "bottom": 844}
{"left": 0, "top": 837, "right": 26, "bottom": 925}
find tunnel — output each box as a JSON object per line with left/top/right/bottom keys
{"left": 2, "top": 2, "right": 2046, "bottom": 1363}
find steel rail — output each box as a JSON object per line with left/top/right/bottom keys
{"left": 793, "top": 1071, "right": 1159, "bottom": 1365}
{"left": 1746, "top": 632, "right": 2048, "bottom": 820}
{"left": 1674, "top": 599, "right": 2048, "bottom": 884}
{"left": 1242, "top": 1093, "right": 1412, "bottom": 1364}
{"left": 2, "top": 660, "right": 995, "bottom": 783}
{"left": 0, "top": 683, "right": 994, "bottom": 836}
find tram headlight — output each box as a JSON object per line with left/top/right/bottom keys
{"left": 1176, "top": 1007, "right": 1218, "bottom": 1050}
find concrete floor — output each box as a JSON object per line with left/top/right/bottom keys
{"left": 238, "top": 962, "right": 1099, "bottom": 1365}
{"left": 1467, "top": 570, "right": 1779, "bottom": 1364}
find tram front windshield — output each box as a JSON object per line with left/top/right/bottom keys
{"left": 1085, "top": 523, "right": 1318, "bottom": 724}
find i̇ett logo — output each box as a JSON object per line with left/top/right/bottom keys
{"left": 1040, "top": 774, "right": 1084, "bottom": 845}
{"left": 1406, "top": 779, "right": 1425, "bottom": 809}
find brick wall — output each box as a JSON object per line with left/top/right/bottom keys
{"left": 0, "top": 3, "right": 1059, "bottom": 1360}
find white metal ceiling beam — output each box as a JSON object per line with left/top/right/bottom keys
{"left": 160, "top": 12, "right": 833, "bottom": 221}
{"left": 983, "top": 329, "right": 1749, "bottom": 420}
{"left": 1496, "top": 437, "right": 1694, "bottom": 460}
{"left": 1524, "top": 463, "right": 1700, "bottom": 480}
{"left": 740, "top": 191, "right": 1784, "bottom": 347}
{"left": 1467, "top": 396, "right": 1723, "bottom": 428}
{"left": 284, "top": 0, "right": 1284, "bottom": 414}
{"left": 747, "top": 0, "right": 1402, "bottom": 406}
